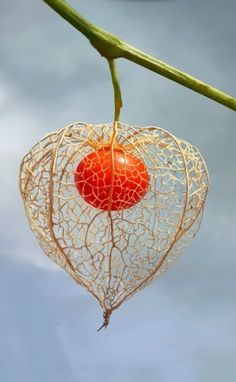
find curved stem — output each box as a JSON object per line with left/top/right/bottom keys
{"left": 43, "top": 0, "right": 236, "bottom": 111}
{"left": 108, "top": 59, "right": 122, "bottom": 122}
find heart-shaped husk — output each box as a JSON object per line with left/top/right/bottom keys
{"left": 19, "top": 122, "right": 209, "bottom": 329}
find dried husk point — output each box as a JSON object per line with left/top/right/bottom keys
{"left": 19, "top": 122, "right": 209, "bottom": 328}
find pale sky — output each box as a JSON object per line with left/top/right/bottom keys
{"left": 0, "top": 0, "right": 236, "bottom": 381}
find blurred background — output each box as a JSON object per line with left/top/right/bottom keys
{"left": 0, "top": 0, "right": 236, "bottom": 381}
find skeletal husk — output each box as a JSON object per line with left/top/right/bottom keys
{"left": 19, "top": 122, "right": 209, "bottom": 328}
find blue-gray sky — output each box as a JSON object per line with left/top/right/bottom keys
{"left": 0, "top": 0, "right": 236, "bottom": 381}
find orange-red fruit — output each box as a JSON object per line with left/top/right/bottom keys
{"left": 74, "top": 147, "right": 150, "bottom": 211}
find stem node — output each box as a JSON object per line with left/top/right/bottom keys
{"left": 43, "top": 0, "right": 236, "bottom": 111}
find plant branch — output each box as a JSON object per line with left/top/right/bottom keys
{"left": 108, "top": 60, "right": 122, "bottom": 121}
{"left": 43, "top": 0, "right": 236, "bottom": 111}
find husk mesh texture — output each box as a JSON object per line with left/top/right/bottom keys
{"left": 19, "top": 122, "right": 209, "bottom": 323}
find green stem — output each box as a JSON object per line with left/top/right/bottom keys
{"left": 43, "top": 0, "right": 236, "bottom": 111}
{"left": 108, "top": 59, "right": 122, "bottom": 122}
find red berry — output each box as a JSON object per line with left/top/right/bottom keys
{"left": 74, "top": 147, "right": 149, "bottom": 211}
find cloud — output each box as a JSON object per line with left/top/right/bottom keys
{"left": 1, "top": 0, "right": 236, "bottom": 381}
